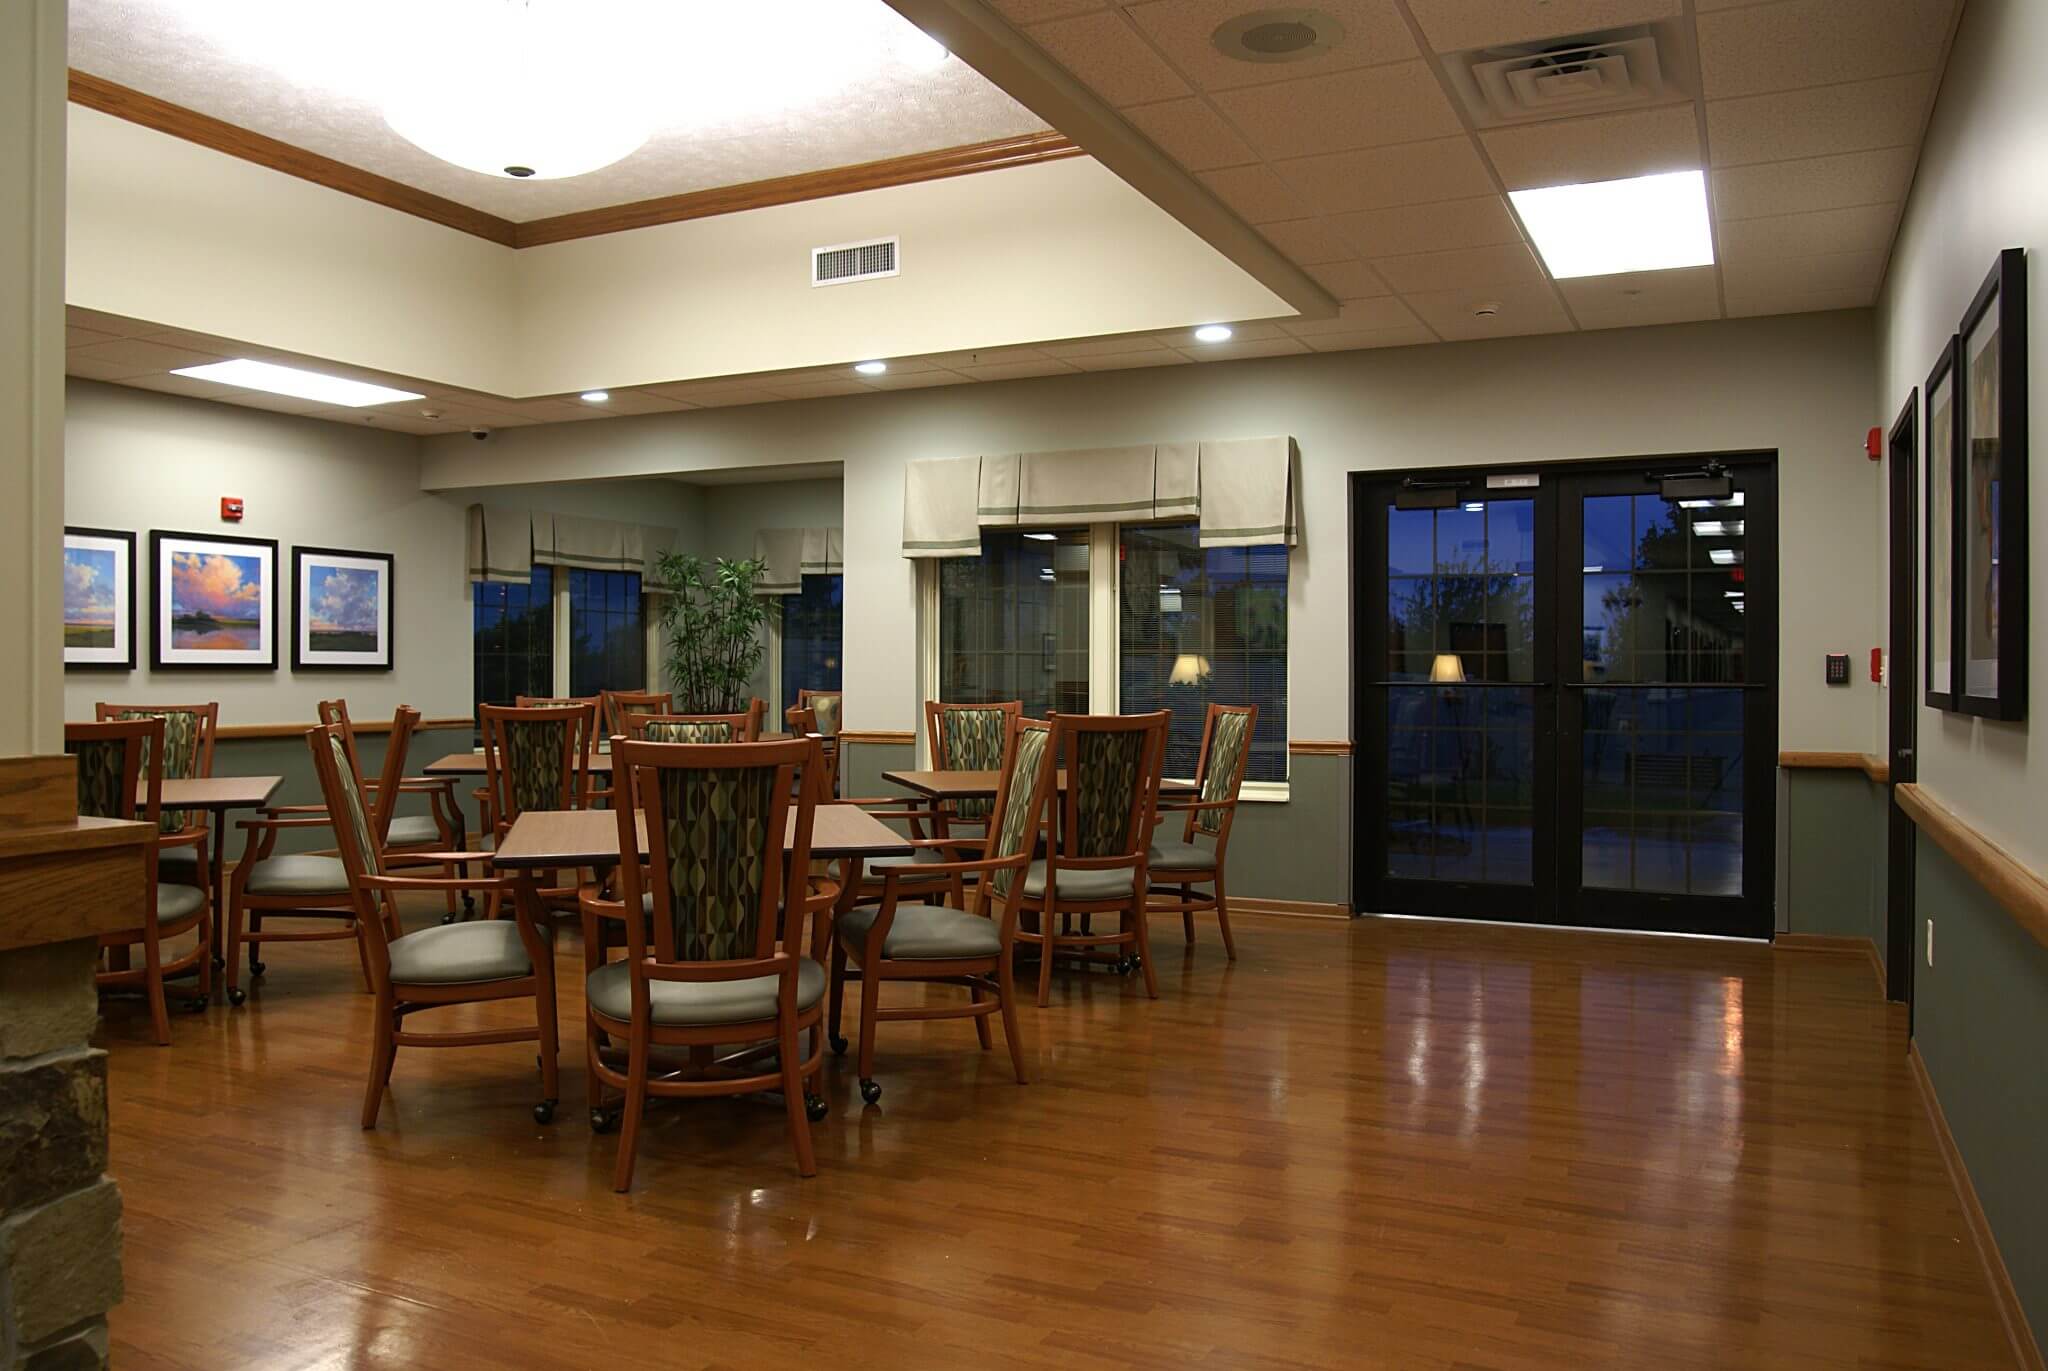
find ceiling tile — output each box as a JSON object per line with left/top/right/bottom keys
{"left": 1373, "top": 242, "right": 1547, "bottom": 294}
{"left": 66, "top": 326, "right": 119, "bottom": 348}
{"left": 111, "top": 371, "right": 242, "bottom": 402}
{"left": 1717, "top": 203, "right": 1900, "bottom": 262}
{"left": 1404, "top": 0, "right": 1681, "bottom": 52}
{"left": 768, "top": 380, "right": 878, "bottom": 400}
{"left": 1481, "top": 104, "right": 1703, "bottom": 190}
{"left": 956, "top": 359, "right": 1082, "bottom": 382}
{"left": 1299, "top": 323, "right": 1438, "bottom": 350}
{"left": 1327, "top": 195, "right": 1522, "bottom": 256}
{"left": 1707, "top": 73, "right": 1936, "bottom": 166}
{"left": 662, "top": 387, "right": 786, "bottom": 408}
{"left": 989, "top": 0, "right": 1108, "bottom": 21}
{"left": 558, "top": 389, "right": 692, "bottom": 416}
{"left": 859, "top": 370, "right": 969, "bottom": 390}
{"left": 1710, "top": 147, "right": 1918, "bottom": 220}
{"left": 200, "top": 389, "right": 332, "bottom": 416}
{"left": 1403, "top": 281, "right": 1572, "bottom": 339}
{"left": 1698, "top": 0, "right": 1956, "bottom": 100}
{"left": 1724, "top": 282, "right": 1878, "bottom": 318}
{"left": 1038, "top": 335, "right": 1178, "bottom": 359}
{"left": 1278, "top": 297, "right": 1424, "bottom": 335}
{"left": 1307, "top": 259, "right": 1394, "bottom": 299}
{"left": 1120, "top": 0, "right": 1418, "bottom": 92}
{"left": 1210, "top": 62, "right": 1463, "bottom": 159}
{"left": 1179, "top": 336, "right": 1313, "bottom": 362}
{"left": 1558, "top": 265, "right": 1723, "bottom": 326}
{"left": 1121, "top": 98, "right": 1259, "bottom": 170}
{"left": 921, "top": 345, "right": 1057, "bottom": 368}
{"left": 65, "top": 337, "right": 227, "bottom": 375}
{"left": 1198, "top": 164, "right": 1315, "bottom": 224}
{"left": 1068, "top": 350, "right": 1192, "bottom": 372}
{"left": 65, "top": 307, "right": 149, "bottom": 337}
{"left": 1720, "top": 248, "right": 1886, "bottom": 298}
{"left": 1256, "top": 217, "right": 1361, "bottom": 264}
{"left": 1028, "top": 11, "right": 1190, "bottom": 105}
{"left": 1278, "top": 137, "right": 1497, "bottom": 214}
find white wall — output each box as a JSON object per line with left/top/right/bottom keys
{"left": 420, "top": 311, "right": 1882, "bottom": 750}
{"left": 64, "top": 380, "right": 702, "bottom": 725}
{"left": 692, "top": 477, "right": 845, "bottom": 707}
{"left": 1876, "top": 0, "right": 2048, "bottom": 872}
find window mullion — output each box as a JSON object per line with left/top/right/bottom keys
{"left": 1089, "top": 522, "right": 1118, "bottom": 713}
{"left": 552, "top": 572, "right": 571, "bottom": 696}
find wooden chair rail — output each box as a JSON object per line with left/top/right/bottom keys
{"left": 1894, "top": 782, "right": 2048, "bottom": 953}
{"left": 214, "top": 716, "right": 472, "bottom": 741}
{"left": 1778, "top": 750, "right": 1889, "bottom": 782}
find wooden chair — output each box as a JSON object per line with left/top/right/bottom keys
{"left": 1015, "top": 710, "right": 1170, "bottom": 1006}
{"left": 318, "top": 699, "right": 468, "bottom": 919}
{"left": 480, "top": 702, "right": 592, "bottom": 919}
{"left": 224, "top": 707, "right": 423, "bottom": 1005}
{"left": 1146, "top": 704, "right": 1258, "bottom": 961}
{"left": 785, "top": 688, "right": 841, "bottom": 737}
{"left": 67, "top": 717, "right": 209, "bottom": 1043}
{"left": 94, "top": 701, "right": 218, "bottom": 949}
{"left": 578, "top": 736, "right": 828, "bottom": 1192}
{"left": 602, "top": 690, "right": 672, "bottom": 738}
{"left": 924, "top": 700, "right": 1022, "bottom": 840}
{"left": 830, "top": 715, "right": 1054, "bottom": 1103}
{"left": 785, "top": 703, "right": 840, "bottom": 797}
{"left": 515, "top": 695, "right": 604, "bottom": 802}
{"left": 623, "top": 711, "right": 758, "bottom": 742}
{"left": 306, "top": 721, "right": 560, "bottom": 1129}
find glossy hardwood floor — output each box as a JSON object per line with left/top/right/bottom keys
{"left": 99, "top": 907, "right": 2015, "bottom": 1370}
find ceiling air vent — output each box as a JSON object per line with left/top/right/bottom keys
{"left": 1441, "top": 22, "right": 1694, "bottom": 128}
{"left": 812, "top": 236, "right": 899, "bottom": 287}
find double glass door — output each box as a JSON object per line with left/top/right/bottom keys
{"left": 1353, "top": 457, "right": 1777, "bottom": 938}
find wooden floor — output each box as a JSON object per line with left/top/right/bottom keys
{"left": 99, "top": 906, "right": 2015, "bottom": 1370}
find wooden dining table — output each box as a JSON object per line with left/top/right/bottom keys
{"left": 420, "top": 734, "right": 806, "bottom": 779}
{"left": 880, "top": 769, "right": 1200, "bottom": 801}
{"left": 149, "top": 775, "right": 284, "bottom": 982}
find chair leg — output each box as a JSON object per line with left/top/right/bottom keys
{"left": 996, "top": 959, "right": 1028, "bottom": 1085}
{"left": 778, "top": 1016, "right": 818, "bottom": 1178}
{"left": 1132, "top": 903, "right": 1159, "bottom": 999}
{"left": 533, "top": 960, "right": 561, "bottom": 1117}
{"left": 361, "top": 995, "right": 397, "bottom": 1128}
{"left": 612, "top": 1031, "right": 650, "bottom": 1193}
{"left": 1036, "top": 917, "right": 1056, "bottom": 1008}
{"left": 441, "top": 862, "right": 459, "bottom": 918}
{"left": 353, "top": 922, "right": 375, "bottom": 994}
{"left": 223, "top": 889, "right": 246, "bottom": 1003}
{"left": 856, "top": 970, "right": 882, "bottom": 1103}
{"left": 1213, "top": 873, "right": 1237, "bottom": 962}
{"left": 828, "top": 939, "right": 848, "bottom": 1053}
{"left": 1182, "top": 884, "right": 1196, "bottom": 945}
{"left": 143, "top": 930, "right": 170, "bottom": 1046}
{"left": 969, "top": 981, "right": 993, "bottom": 1050}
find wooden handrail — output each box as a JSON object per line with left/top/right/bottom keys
{"left": 1779, "top": 750, "right": 1889, "bottom": 783}
{"left": 838, "top": 730, "right": 915, "bottom": 745}
{"left": 1895, "top": 782, "right": 2048, "bottom": 952}
{"left": 214, "top": 716, "right": 473, "bottom": 741}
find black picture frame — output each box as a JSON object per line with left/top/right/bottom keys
{"left": 1954, "top": 247, "right": 2028, "bottom": 720}
{"left": 62, "top": 526, "right": 136, "bottom": 671}
{"left": 149, "top": 529, "right": 280, "bottom": 671}
{"left": 1924, "top": 336, "right": 1961, "bottom": 712}
{"left": 291, "top": 545, "right": 396, "bottom": 672}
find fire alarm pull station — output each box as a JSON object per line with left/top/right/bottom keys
{"left": 221, "top": 497, "right": 244, "bottom": 522}
{"left": 1825, "top": 654, "right": 1850, "bottom": 686}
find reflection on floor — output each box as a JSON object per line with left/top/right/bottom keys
{"left": 101, "top": 906, "right": 2010, "bottom": 1370}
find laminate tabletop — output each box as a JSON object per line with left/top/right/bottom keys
{"left": 150, "top": 776, "right": 284, "bottom": 810}
{"left": 491, "top": 803, "right": 913, "bottom": 870}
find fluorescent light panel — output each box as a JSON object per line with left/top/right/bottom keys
{"left": 173, "top": 358, "right": 423, "bottom": 408}
{"left": 1509, "top": 170, "right": 1714, "bottom": 280}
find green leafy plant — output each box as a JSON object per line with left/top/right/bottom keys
{"left": 652, "top": 552, "right": 769, "bottom": 713}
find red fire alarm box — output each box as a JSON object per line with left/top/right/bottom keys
{"left": 1871, "top": 648, "right": 1884, "bottom": 683}
{"left": 1866, "top": 427, "right": 1883, "bottom": 460}
{"left": 221, "top": 497, "right": 244, "bottom": 522}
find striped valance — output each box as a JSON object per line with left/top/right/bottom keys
{"left": 466, "top": 506, "right": 683, "bottom": 585}
{"left": 754, "top": 527, "right": 843, "bottom": 595}
{"left": 900, "top": 437, "right": 1298, "bottom": 558}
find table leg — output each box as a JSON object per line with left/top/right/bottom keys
{"left": 512, "top": 875, "right": 561, "bottom": 1116}
{"left": 207, "top": 809, "right": 227, "bottom": 987}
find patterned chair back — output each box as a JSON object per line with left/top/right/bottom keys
{"left": 96, "top": 702, "right": 216, "bottom": 834}
{"left": 626, "top": 711, "right": 757, "bottom": 745}
{"left": 65, "top": 718, "right": 161, "bottom": 828}
{"left": 306, "top": 722, "right": 393, "bottom": 968}
{"left": 1053, "top": 711, "right": 1169, "bottom": 862}
{"left": 794, "top": 689, "right": 841, "bottom": 737}
{"left": 1190, "top": 704, "right": 1259, "bottom": 838}
{"left": 602, "top": 690, "right": 672, "bottom": 738}
{"left": 315, "top": 698, "right": 417, "bottom": 842}
{"left": 925, "top": 700, "right": 1022, "bottom": 822}
{"left": 516, "top": 695, "right": 601, "bottom": 756}
{"left": 612, "top": 737, "right": 814, "bottom": 967}
{"left": 481, "top": 703, "right": 589, "bottom": 828}
{"left": 980, "top": 718, "right": 1056, "bottom": 906}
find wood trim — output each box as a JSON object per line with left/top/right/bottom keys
{"left": 0, "top": 815, "right": 150, "bottom": 863}
{"left": 512, "top": 132, "right": 1083, "bottom": 248}
{"left": 69, "top": 72, "right": 1079, "bottom": 252}
{"left": 68, "top": 71, "right": 520, "bottom": 247}
{"left": 1232, "top": 897, "right": 1352, "bottom": 920}
{"left": 838, "top": 730, "right": 917, "bottom": 746}
{"left": 1772, "top": 932, "right": 1885, "bottom": 995}
{"left": 1895, "top": 782, "right": 2048, "bottom": 952}
{"left": 1779, "top": 750, "right": 1889, "bottom": 782}
{"left": 1907, "top": 1042, "right": 2048, "bottom": 1371}
{"left": 214, "top": 716, "right": 473, "bottom": 742}
{"left": 1287, "top": 740, "right": 1352, "bottom": 756}
{"left": 0, "top": 754, "right": 76, "bottom": 829}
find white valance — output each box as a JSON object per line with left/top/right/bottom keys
{"left": 469, "top": 506, "right": 685, "bottom": 587}
{"left": 467, "top": 505, "right": 534, "bottom": 584}
{"left": 537, "top": 513, "right": 634, "bottom": 571}
{"left": 977, "top": 453, "right": 1021, "bottom": 527}
{"left": 902, "top": 455, "right": 983, "bottom": 558}
{"left": 1199, "top": 437, "right": 1298, "bottom": 548}
{"left": 753, "top": 527, "right": 842, "bottom": 595}
{"left": 801, "top": 527, "right": 844, "bottom": 576}
{"left": 1017, "top": 445, "right": 1157, "bottom": 526}
{"left": 1154, "top": 441, "right": 1200, "bottom": 521}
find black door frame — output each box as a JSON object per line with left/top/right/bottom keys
{"left": 1350, "top": 449, "right": 1780, "bottom": 939}
{"left": 1886, "top": 393, "right": 1919, "bottom": 1009}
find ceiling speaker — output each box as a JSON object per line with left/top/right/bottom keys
{"left": 1213, "top": 9, "right": 1345, "bottom": 64}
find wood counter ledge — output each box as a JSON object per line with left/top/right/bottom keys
{"left": 1779, "top": 750, "right": 1890, "bottom": 782}
{"left": 1895, "top": 782, "right": 2048, "bottom": 953}
{"left": 0, "top": 755, "right": 153, "bottom": 953}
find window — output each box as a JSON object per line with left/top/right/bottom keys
{"left": 939, "top": 529, "right": 1091, "bottom": 718}
{"left": 779, "top": 574, "right": 843, "bottom": 712}
{"left": 567, "top": 569, "right": 644, "bottom": 698}
{"left": 1120, "top": 525, "right": 1288, "bottom": 781}
{"left": 473, "top": 567, "right": 554, "bottom": 719}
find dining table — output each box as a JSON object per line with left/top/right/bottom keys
{"left": 150, "top": 774, "right": 284, "bottom": 985}
{"left": 880, "top": 769, "right": 1200, "bottom": 801}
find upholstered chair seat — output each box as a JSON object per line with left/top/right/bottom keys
{"left": 383, "top": 814, "right": 443, "bottom": 847}
{"left": 155, "top": 884, "right": 207, "bottom": 923}
{"left": 865, "top": 846, "right": 950, "bottom": 874}
{"left": 387, "top": 920, "right": 539, "bottom": 986}
{"left": 242, "top": 853, "right": 351, "bottom": 896}
{"left": 585, "top": 956, "right": 827, "bottom": 1027}
{"left": 1146, "top": 840, "right": 1217, "bottom": 873}
{"left": 838, "top": 904, "right": 1003, "bottom": 960}
{"left": 157, "top": 846, "right": 200, "bottom": 876}
{"left": 1022, "top": 861, "right": 1136, "bottom": 901}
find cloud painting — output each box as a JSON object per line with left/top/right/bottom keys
{"left": 307, "top": 565, "right": 381, "bottom": 650}
{"left": 64, "top": 546, "right": 118, "bottom": 647}
{"left": 170, "top": 550, "right": 264, "bottom": 649}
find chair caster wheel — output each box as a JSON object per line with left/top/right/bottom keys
{"left": 181, "top": 997, "right": 209, "bottom": 1013}
{"left": 859, "top": 1079, "right": 882, "bottom": 1105}
{"left": 590, "top": 1107, "right": 621, "bottom": 1134}
{"left": 226, "top": 987, "right": 246, "bottom": 1007}
{"left": 211, "top": 955, "right": 227, "bottom": 972}
{"left": 533, "top": 1100, "right": 556, "bottom": 1124}
{"left": 805, "top": 1094, "right": 829, "bottom": 1123}
{"left": 249, "top": 960, "right": 267, "bottom": 977}
{"left": 441, "top": 912, "right": 458, "bottom": 925}
{"left": 829, "top": 1034, "right": 849, "bottom": 1056}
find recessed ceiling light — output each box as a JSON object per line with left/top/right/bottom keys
{"left": 1708, "top": 548, "right": 1744, "bottom": 566}
{"left": 171, "top": 359, "right": 423, "bottom": 408}
{"left": 580, "top": 390, "right": 609, "bottom": 403}
{"left": 1508, "top": 170, "right": 1714, "bottom": 280}
{"left": 854, "top": 360, "right": 888, "bottom": 375}
{"left": 1194, "top": 324, "right": 1234, "bottom": 343}
{"left": 1692, "top": 520, "right": 1745, "bottom": 537}
{"left": 1024, "top": 532, "right": 1058, "bottom": 541}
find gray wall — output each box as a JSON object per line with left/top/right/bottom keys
{"left": 1782, "top": 770, "right": 1887, "bottom": 954}
{"left": 692, "top": 477, "right": 844, "bottom": 711}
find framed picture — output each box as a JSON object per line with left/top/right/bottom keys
{"left": 1955, "top": 247, "right": 2028, "bottom": 720}
{"left": 292, "top": 546, "right": 394, "bottom": 671}
{"left": 150, "top": 530, "right": 278, "bottom": 670}
{"left": 63, "top": 527, "right": 135, "bottom": 670}
{"left": 1924, "top": 336, "right": 1959, "bottom": 711}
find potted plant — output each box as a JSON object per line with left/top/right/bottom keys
{"left": 651, "top": 551, "right": 768, "bottom": 713}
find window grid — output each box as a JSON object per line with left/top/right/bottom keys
{"left": 780, "top": 574, "right": 844, "bottom": 714}
{"left": 567, "top": 569, "right": 644, "bottom": 698}
{"left": 473, "top": 567, "right": 554, "bottom": 730}
{"left": 938, "top": 530, "right": 1091, "bottom": 719}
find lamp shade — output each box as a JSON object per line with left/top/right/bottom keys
{"left": 1429, "top": 653, "right": 1466, "bottom": 684}
{"left": 1169, "top": 653, "right": 1213, "bottom": 686}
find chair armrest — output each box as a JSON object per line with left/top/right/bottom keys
{"left": 260, "top": 803, "right": 331, "bottom": 816}
{"left": 235, "top": 816, "right": 335, "bottom": 831}
{"left": 358, "top": 871, "right": 517, "bottom": 894}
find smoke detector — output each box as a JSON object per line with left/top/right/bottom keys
{"left": 1472, "top": 301, "right": 1502, "bottom": 318}
{"left": 1213, "top": 9, "right": 1345, "bottom": 64}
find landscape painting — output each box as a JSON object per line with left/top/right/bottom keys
{"left": 151, "top": 530, "right": 277, "bottom": 670}
{"left": 64, "top": 527, "right": 134, "bottom": 669}
{"left": 293, "top": 546, "right": 394, "bottom": 670}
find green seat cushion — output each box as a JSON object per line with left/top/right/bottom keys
{"left": 864, "top": 847, "right": 954, "bottom": 882}
{"left": 387, "top": 920, "right": 538, "bottom": 986}
{"left": 384, "top": 815, "right": 444, "bottom": 847}
{"left": 243, "top": 854, "right": 351, "bottom": 897}
{"left": 1148, "top": 840, "right": 1218, "bottom": 874}
{"left": 156, "top": 883, "right": 206, "bottom": 923}
{"left": 1022, "top": 861, "right": 1134, "bottom": 902}
{"left": 585, "top": 956, "right": 826, "bottom": 1027}
{"left": 839, "top": 904, "right": 1002, "bottom": 960}
{"left": 157, "top": 845, "right": 201, "bottom": 871}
